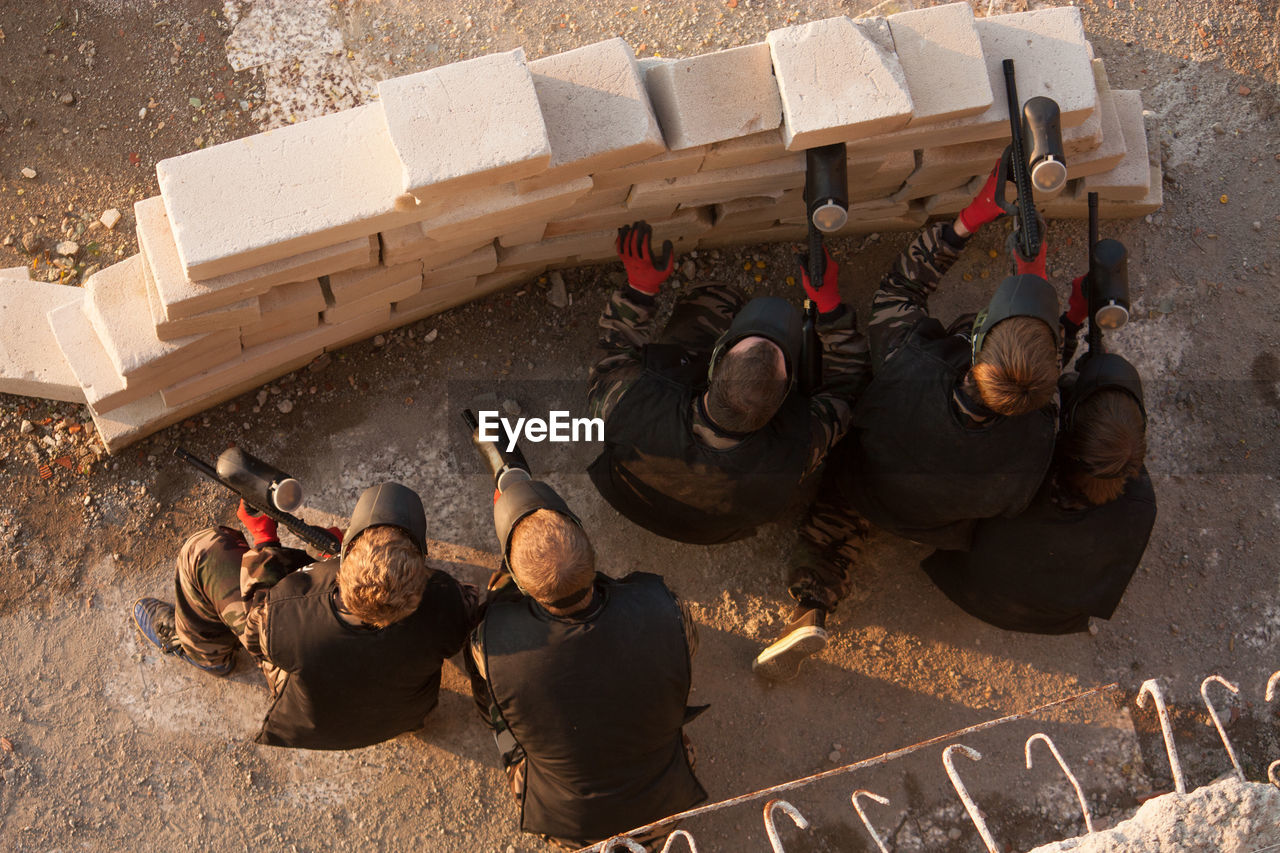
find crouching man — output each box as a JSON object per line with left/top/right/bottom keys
{"left": 466, "top": 472, "right": 706, "bottom": 849}
{"left": 132, "top": 483, "right": 476, "bottom": 749}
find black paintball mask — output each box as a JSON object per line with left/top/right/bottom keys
{"left": 1062, "top": 351, "right": 1147, "bottom": 434}
{"left": 493, "top": 478, "right": 591, "bottom": 609}
{"left": 970, "top": 273, "right": 1061, "bottom": 363}
{"left": 341, "top": 482, "right": 428, "bottom": 560}
{"left": 707, "top": 297, "right": 803, "bottom": 386}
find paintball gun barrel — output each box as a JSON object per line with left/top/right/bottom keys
{"left": 1085, "top": 191, "right": 1131, "bottom": 355}
{"left": 174, "top": 446, "right": 341, "bottom": 555}
{"left": 800, "top": 142, "right": 850, "bottom": 395}
{"left": 462, "top": 409, "right": 531, "bottom": 494}
{"left": 1001, "top": 59, "right": 1067, "bottom": 262}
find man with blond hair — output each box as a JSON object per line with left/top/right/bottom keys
{"left": 132, "top": 482, "right": 476, "bottom": 750}
{"left": 465, "top": 473, "right": 705, "bottom": 848}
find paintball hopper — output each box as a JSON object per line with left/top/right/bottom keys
{"left": 971, "top": 273, "right": 1062, "bottom": 359}
{"left": 1021, "top": 97, "right": 1067, "bottom": 198}
{"left": 804, "top": 143, "right": 849, "bottom": 233}
{"left": 708, "top": 297, "right": 803, "bottom": 386}
{"left": 342, "top": 482, "right": 428, "bottom": 559}
{"left": 463, "top": 409, "right": 531, "bottom": 493}
{"left": 216, "top": 446, "right": 303, "bottom": 514}
{"left": 1090, "top": 238, "right": 1130, "bottom": 330}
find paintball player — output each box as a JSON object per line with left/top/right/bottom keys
{"left": 465, "top": 471, "right": 706, "bottom": 849}
{"left": 131, "top": 483, "right": 477, "bottom": 749}
{"left": 753, "top": 167, "right": 1062, "bottom": 680}
{"left": 920, "top": 281, "right": 1157, "bottom": 633}
{"left": 587, "top": 219, "right": 870, "bottom": 545}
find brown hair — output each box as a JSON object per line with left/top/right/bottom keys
{"left": 971, "top": 317, "right": 1059, "bottom": 417}
{"left": 1061, "top": 389, "right": 1146, "bottom": 505}
{"left": 509, "top": 509, "right": 595, "bottom": 613}
{"left": 706, "top": 338, "right": 788, "bottom": 433}
{"left": 338, "top": 525, "right": 428, "bottom": 627}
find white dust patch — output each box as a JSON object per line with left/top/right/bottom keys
{"left": 1106, "top": 311, "right": 1192, "bottom": 473}
{"left": 1144, "top": 65, "right": 1259, "bottom": 171}
{"left": 273, "top": 748, "right": 382, "bottom": 807}
{"left": 223, "top": 0, "right": 377, "bottom": 129}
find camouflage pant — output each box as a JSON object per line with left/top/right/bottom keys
{"left": 787, "top": 469, "right": 871, "bottom": 612}
{"left": 173, "top": 526, "right": 253, "bottom": 670}
{"left": 657, "top": 281, "right": 746, "bottom": 351}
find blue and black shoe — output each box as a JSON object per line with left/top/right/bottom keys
{"left": 131, "top": 597, "right": 234, "bottom": 677}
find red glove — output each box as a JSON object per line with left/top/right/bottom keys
{"left": 237, "top": 499, "right": 279, "bottom": 548}
{"left": 1066, "top": 275, "right": 1088, "bottom": 326}
{"left": 1014, "top": 237, "right": 1048, "bottom": 280}
{"left": 794, "top": 246, "right": 841, "bottom": 314}
{"left": 958, "top": 160, "right": 1010, "bottom": 234}
{"left": 320, "top": 527, "right": 343, "bottom": 559}
{"left": 615, "top": 221, "right": 673, "bottom": 296}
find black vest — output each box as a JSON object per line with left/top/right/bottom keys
{"left": 836, "top": 320, "right": 1057, "bottom": 550}
{"left": 256, "top": 561, "right": 470, "bottom": 750}
{"left": 589, "top": 344, "right": 813, "bottom": 544}
{"left": 482, "top": 572, "right": 707, "bottom": 842}
{"left": 921, "top": 466, "right": 1157, "bottom": 634}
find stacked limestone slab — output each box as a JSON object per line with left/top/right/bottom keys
{"left": 6, "top": 5, "right": 1161, "bottom": 452}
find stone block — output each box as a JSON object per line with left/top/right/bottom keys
{"left": 323, "top": 306, "right": 395, "bottom": 353}
{"left": 893, "top": 173, "right": 977, "bottom": 203}
{"left": 48, "top": 301, "right": 142, "bottom": 411}
{"left": 377, "top": 49, "right": 552, "bottom": 199}
{"left": 137, "top": 195, "right": 375, "bottom": 320}
{"left": 644, "top": 43, "right": 782, "bottom": 151}
{"left": 887, "top": 2, "right": 992, "bottom": 126}
{"left": 255, "top": 279, "right": 327, "bottom": 325}
{"left": 767, "top": 16, "right": 914, "bottom": 150}
{"left": 419, "top": 177, "right": 593, "bottom": 244}
{"left": 781, "top": 199, "right": 911, "bottom": 226}
{"left": 516, "top": 39, "right": 665, "bottom": 191}
{"left": 240, "top": 312, "right": 320, "bottom": 350}
{"left": 1083, "top": 92, "right": 1150, "bottom": 200}
{"left": 543, "top": 200, "right": 679, "bottom": 238}
{"left": 392, "top": 277, "right": 480, "bottom": 323}
{"left": 591, "top": 146, "right": 706, "bottom": 189}
{"left": 628, "top": 155, "right": 806, "bottom": 210}
{"left": 323, "top": 275, "right": 422, "bottom": 325}
{"left": 141, "top": 257, "right": 259, "bottom": 342}
{"left": 156, "top": 104, "right": 425, "bottom": 280}
{"left": 556, "top": 184, "right": 633, "bottom": 218}
{"left": 83, "top": 255, "right": 242, "bottom": 390}
{"left": 327, "top": 260, "right": 423, "bottom": 304}
{"left": 1066, "top": 88, "right": 1127, "bottom": 180}
{"left": 697, "top": 222, "right": 809, "bottom": 249}
{"left": 711, "top": 191, "right": 804, "bottom": 230}
{"left": 844, "top": 6, "right": 1097, "bottom": 156}
{"left": 573, "top": 208, "right": 713, "bottom": 264}
{"left": 922, "top": 176, "right": 986, "bottom": 217}
{"left": 0, "top": 267, "right": 28, "bottom": 280}
{"left": 499, "top": 222, "right": 548, "bottom": 248}
{"left": 701, "top": 130, "right": 789, "bottom": 172}
{"left": 0, "top": 279, "right": 85, "bottom": 403}
{"left": 162, "top": 323, "right": 329, "bottom": 408}
{"left": 422, "top": 245, "right": 498, "bottom": 287}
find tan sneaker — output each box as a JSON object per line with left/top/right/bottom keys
{"left": 752, "top": 606, "right": 828, "bottom": 681}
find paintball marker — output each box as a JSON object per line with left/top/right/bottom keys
{"left": 998, "top": 59, "right": 1068, "bottom": 265}
{"left": 1080, "top": 191, "right": 1131, "bottom": 365}
{"left": 800, "top": 142, "right": 850, "bottom": 395}
{"left": 174, "top": 446, "right": 342, "bottom": 555}
{"left": 462, "top": 409, "right": 532, "bottom": 495}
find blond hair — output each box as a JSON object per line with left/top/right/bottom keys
{"left": 338, "top": 525, "right": 428, "bottom": 627}
{"left": 972, "top": 317, "right": 1059, "bottom": 417}
{"left": 509, "top": 509, "right": 595, "bottom": 613}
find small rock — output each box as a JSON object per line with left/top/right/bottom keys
{"left": 307, "top": 353, "right": 332, "bottom": 372}
{"left": 547, "top": 271, "right": 568, "bottom": 308}
{"left": 56, "top": 240, "right": 79, "bottom": 257}
{"left": 1237, "top": 84, "right": 1251, "bottom": 96}
{"left": 60, "top": 92, "right": 75, "bottom": 106}
{"left": 680, "top": 259, "right": 696, "bottom": 279}
{"left": 255, "top": 390, "right": 269, "bottom": 407}
{"left": 276, "top": 399, "right": 294, "bottom": 414}
{"left": 99, "top": 208, "right": 121, "bottom": 230}
{"left": 828, "top": 750, "right": 841, "bottom": 763}
{"left": 1212, "top": 122, "right": 1225, "bottom": 135}
{"left": 948, "top": 827, "right": 962, "bottom": 841}
{"left": 502, "top": 398, "right": 521, "bottom": 416}
{"left": 19, "top": 420, "right": 33, "bottom": 434}
{"left": 138, "top": 107, "right": 147, "bottom": 119}
{"left": 83, "top": 495, "right": 92, "bottom": 506}
{"left": 373, "top": 334, "right": 386, "bottom": 348}
{"left": 1253, "top": 221, "right": 1262, "bottom": 232}
{"left": 20, "top": 167, "right": 36, "bottom": 179}
{"left": 20, "top": 232, "right": 43, "bottom": 254}
{"left": 423, "top": 328, "right": 439, "bottom": 343}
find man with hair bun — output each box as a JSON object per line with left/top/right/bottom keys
{"left": 754, "top": 167, "right": 1063, "bottom": 680}
{"left": 921, "top": 347, "right": 1157, "bottom": 634}
{"left": 131, "top": 482, "right": 476, "bottom": 750}
{"left": 466, "top": 468, "right": 706, "bottom": 849}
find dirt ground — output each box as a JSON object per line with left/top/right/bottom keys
{"left": 0, "top": 0, "right": 1277, "bottom": 850}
